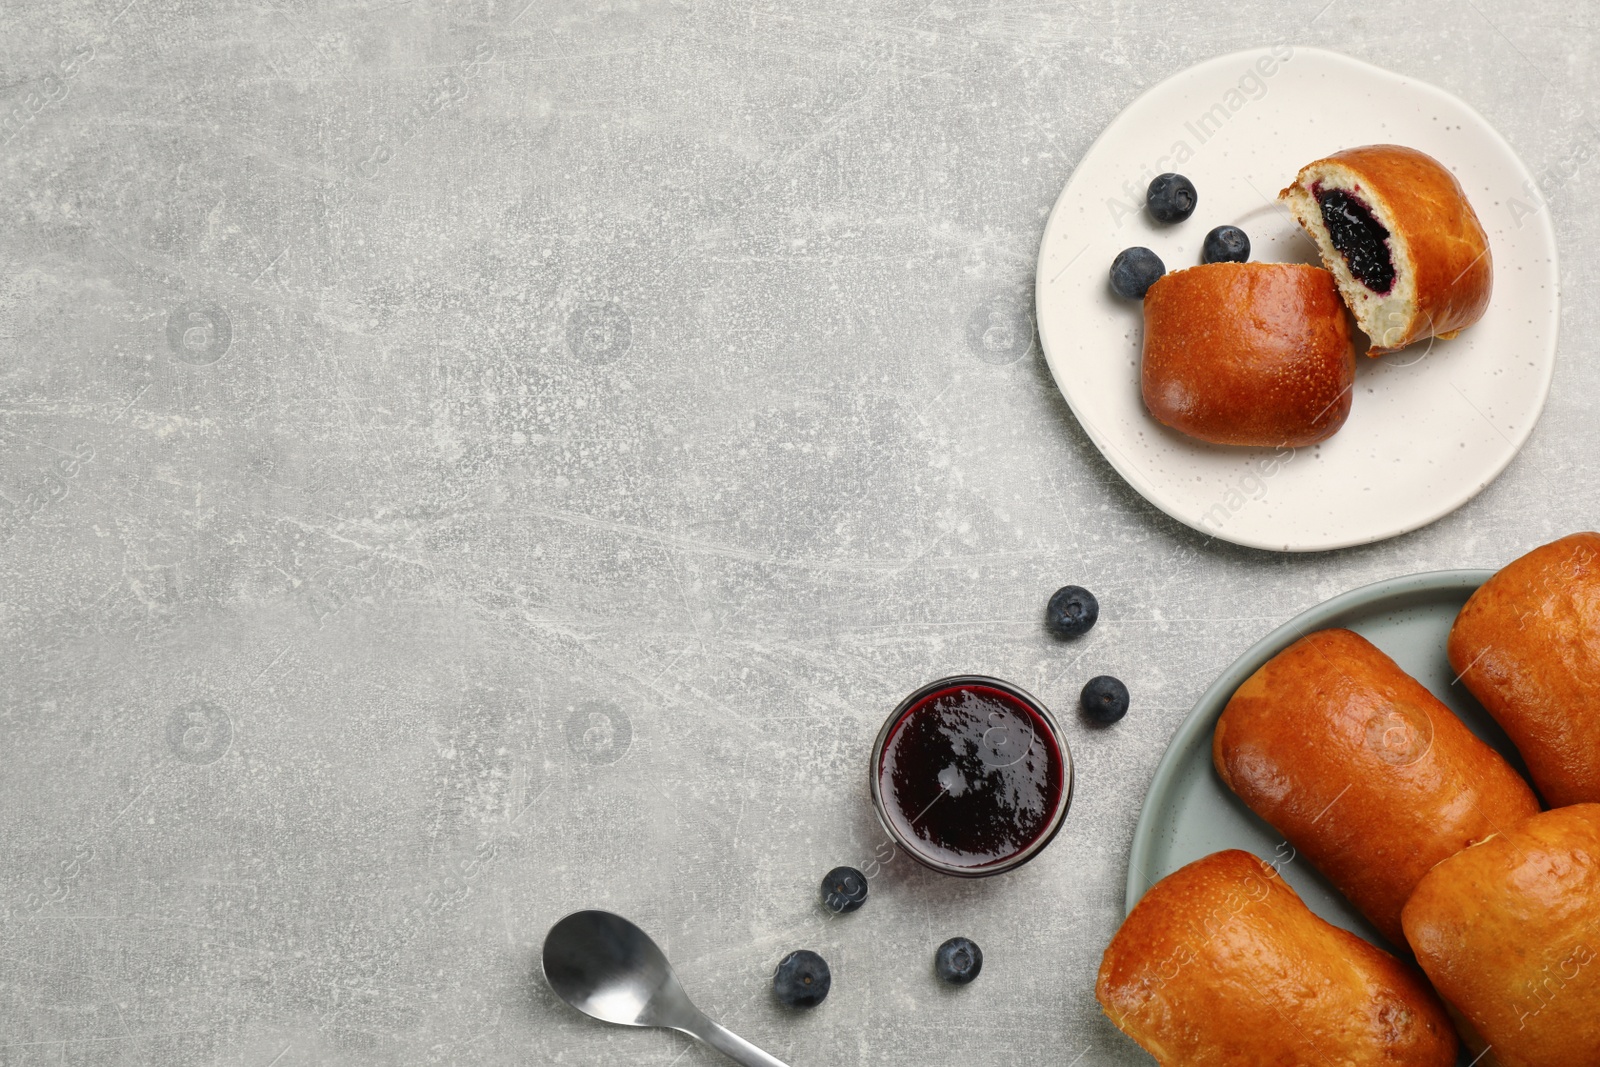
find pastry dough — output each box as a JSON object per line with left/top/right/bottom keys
{"left": 1097, "top": 849, "right": 1457, "bottom": 1066}
{"left": 1402, "top": 804, "right": 1600, "bottom": 1067}
{"left": 1449, "top": 532, "right": 1600, "bottom": 806}
{"left": 1213, "top": 627, "right": 1539, "bottom": 945}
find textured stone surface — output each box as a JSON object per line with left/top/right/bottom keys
{"left": 1, "top": 2, "right": 1595, "bottom": 1065}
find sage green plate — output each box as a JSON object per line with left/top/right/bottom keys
{"left": 1124, "top": 568, "right": 1526, "bottom": 964}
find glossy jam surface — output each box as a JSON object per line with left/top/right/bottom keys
{"left": 1316, "top": 186, "right": 1395, "bottom": 294}
{"left": 877, "top": 683, "right": 1065, "bottom": 870}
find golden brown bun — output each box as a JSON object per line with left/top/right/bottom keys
{"left": 1141, "top": 262, "right": 1354, "bottom": 447}
{"left": 1213, "top": 628, "right": 1540, "bottom": 946}
{"left": 1097, "top": 849, "right": 1457, "bottom": 1066}
{"left": 1281, "top": 144, "right": 1492, "bottom": 354}
{"left": 1402, "top": 804, "right": 1600, "bottom": 1067}
{"left": 1448, "top": 532, "right": 1600, "bottom": 807}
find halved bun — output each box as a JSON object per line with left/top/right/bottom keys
{"left": 1280, "top": 145, "right": 1491, "bottom": 355}
{"left": 1141, "top": 262, "right": 1354, "bottom": 447}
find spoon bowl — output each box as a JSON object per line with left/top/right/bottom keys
{"left": 542, "top": 909, "right": 697, "bottom": 1028}
{"left": 541, "top": 909, "right": 792, "bottom": 1067}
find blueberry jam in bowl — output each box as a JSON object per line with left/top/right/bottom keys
{"left": 870, "top": 676, "right": 1073, "bottom": 877}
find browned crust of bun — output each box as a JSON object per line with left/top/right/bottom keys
{"left": 1448, "top": 532, "right": 1600, "bottom": 807}
{"left": 1402, "top": 805, "right": 1600, "bottom": 1067}
{"left": 1284, "top": 144, "right": 1493, "bottom": 354}
{"left": 1141, "top": 262, "right": 1354, "bottom": 447}
{"left": 1212, "top": 628, "right": 1540, "bottom": 947}
{"left": 1096, "top": 849, "right": 1458, "bottom": 1067}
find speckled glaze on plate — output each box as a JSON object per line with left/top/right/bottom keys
{"left": 1036, "top": 47, "right": 1559, "bottom": 552}
{"left": 1124, "top": 570, "right": 1502, "bottom": 1066}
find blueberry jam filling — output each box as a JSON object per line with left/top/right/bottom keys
{"left": 1316, "top": 186, "right": 1395, "bottom": 294}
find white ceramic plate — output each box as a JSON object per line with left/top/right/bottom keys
{"left": 1036, "top": 47, "right": 1559, "bottom": 552}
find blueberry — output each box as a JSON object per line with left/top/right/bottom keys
{"left": 1202, "top": 225, "right": 1251, "bottom": 264}
{"left": 773, "top": 949, "right": 831, "bottom": 1008}
{"left": 820, "top": 866, "right": 868, "bottom": 914}
{"left": 1146, "top": 173, "right": 1197, "bottom": 223}
{"left": 935, "top": 937, "right": 983, "bottom": 984}
{"left": 1046, "top": 585, "right": 1099, "bottom": 638}
{"left": 1109, "top": 247, "right": 1164, "bottom": 300}
{"left": 1081, "top": 675, "right": 1129, "bottom": 724}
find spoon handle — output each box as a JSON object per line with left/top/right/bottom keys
{"left": 692, "top": 1019, "right": 792, "bottom": 1067}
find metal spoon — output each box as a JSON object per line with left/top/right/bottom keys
{"left": 542, "top": 909, "right": 792, "bottom": 1067}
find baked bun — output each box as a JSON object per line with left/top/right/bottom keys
{"left": 1281, "top": 145, "right": 1492, "bottom": 355}
{"left": 1097, "top": 849, "right": 1457, "bottom": 1066}
{"left": 1213, "top": 628, "right": 1540, "bottom": 946}
{"left": 1402, "top": 804, "right": 1600, "bottom": 1067}
{"left": 1448, "top": 532, "right": 1600, "bottom": 807}
{"left": 1141, "top": 262, "right": 1354, "bottom": 447}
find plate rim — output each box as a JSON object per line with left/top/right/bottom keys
{"left": 1034, "top": 44, "right": 1560, "bottom": 553}
{"left": 1123, "top": 566, "right": 1496, "bottom": 914}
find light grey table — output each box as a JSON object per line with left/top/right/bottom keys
{"left": 2, "top": 2, "right": 1594, "bottom": 1065}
